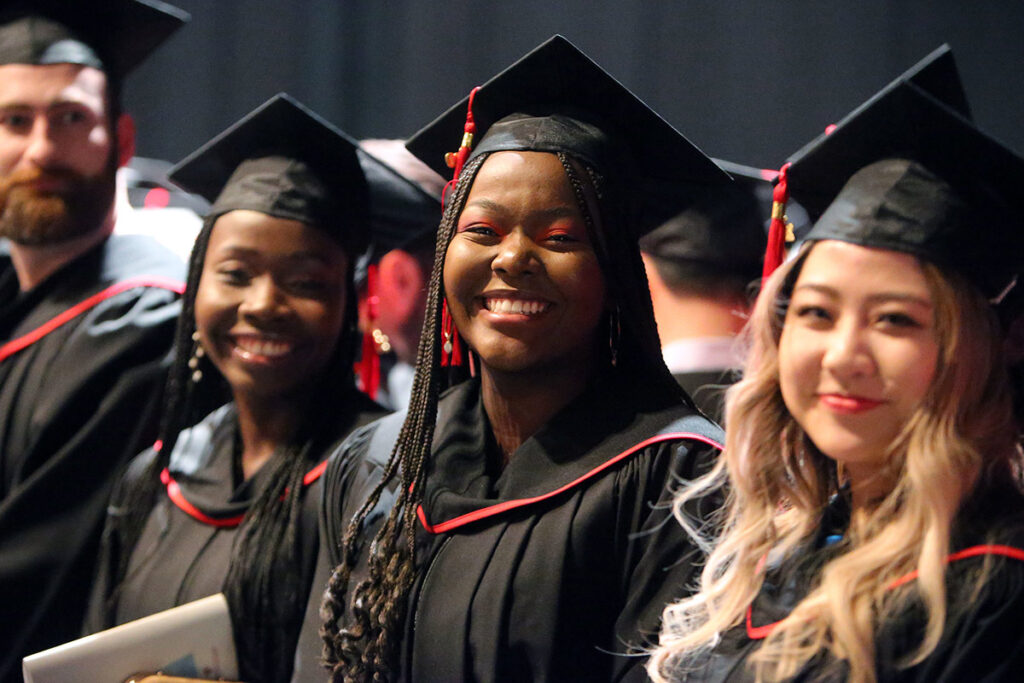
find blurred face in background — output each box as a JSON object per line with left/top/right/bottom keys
{"left": 0, "top": 63, "right": 117, "bottom": 245}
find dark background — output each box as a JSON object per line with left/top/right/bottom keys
{"left": 124, "top": 1, "right": 1024, "bottom": 171}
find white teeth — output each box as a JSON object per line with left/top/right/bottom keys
{"left": 484, "top": 298, "right": 549, "bottom": 315}
{"left": 236, "top": 338, "right": 293, "bottom": 357}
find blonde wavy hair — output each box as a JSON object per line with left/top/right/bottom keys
{"left": 648, "top": 241, "right": 1020, "bottom": 683}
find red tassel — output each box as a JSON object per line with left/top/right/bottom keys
{"left": 437, "top": 87, "right": 480, "bottom": 369}
{"left": 356, "top": 264, "right": 381, "bottom": 399}
{"left": 441, "top": 86, "right": 482, "bottom": 213}
{"left": 440, "top": 299, "right": 463, "bottom": 367}
{"left": 762, "top": 162, "right": 792, "bottom": 282}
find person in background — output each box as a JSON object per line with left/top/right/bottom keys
{"left": 115, "top": 155, "right": 209, "bottom": 262}
{"left": 0, "top": 2, "right": 188, "bottom": 676}
{"left": 319, "top": 36, "right": 728, "bottom": 682}
{"left": 639, "top": 161, "right": 771, "bottom": 421}
{"left": 84, "top": 94, "right": 385, "bottom": 683}
{"left": 648, "top": 46, "right": 1024, "bottom": 683}
{"left": 355, "top": 139, "right": 443, "bottom": 410}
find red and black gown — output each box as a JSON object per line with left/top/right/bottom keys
{"left": 319, "top": 371, "right": 724, "bottom": 682}
{"left": 0, "top": 234, "right": 183, "bottom": 681}
{"left": 86, "top": 394, "right": 385, "bottom": 682}
{"left": 663, "top": 486, "right": 1024, "bottom": 682}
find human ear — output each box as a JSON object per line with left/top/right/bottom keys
{"left": 115, "top": 113, "right": 136, "bottom": 168}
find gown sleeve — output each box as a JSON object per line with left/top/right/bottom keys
{"left": 291, "top": 414, "right": 401, "bottom": 681}
{"left": 0, "top": 286, "right": 179, "bottom": 676}
{"left": 881, "top": 554, "right": 1024, "bottom": 682}
{"left": 612, "top": 437, "right": 722, "bottom": 682}
{"left": 81, "top": 447, "right": 160, "bottom": 634}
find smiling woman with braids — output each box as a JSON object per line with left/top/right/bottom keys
{"left": 317, "top": 36, "right": 731, "bottom": 682}
{"left": 83, "top": 94, "right": 386, "bottom": 683}
{"left": 648, "top": 48, "right": 1024, "bottom": 683}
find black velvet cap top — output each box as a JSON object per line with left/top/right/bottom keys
{"left": 786, "top": 49, "right": 1024, "bottom": 299}
{"left": 788, "top": 44, "right": 973, "bottom": 219}
{"left": 358, "top": 147, "right": 442, "bottom": 257}
{"left": 639, "top": 159, "right": 769, "bottom": 281}
{"left": 169, "top": 93, "right": 369, "bottom": 254}
{"left": 0, "top": 0, "right": 188, "bottom": 80}
{"left": 405, "top": 34, "right": 731, "bottom": 236}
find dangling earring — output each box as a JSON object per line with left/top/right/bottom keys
{"left": 188, "top": 330, "right": 205, "bottom": 383}
{"left": 441, "top": 299, "right": 463, "bottom": 367}
{"left": 608, "top": 306, "right": 621, "bottom": 367}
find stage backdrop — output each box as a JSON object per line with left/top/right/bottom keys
{"left": 125, "top": 0, "right": 1024, "bottom": 173}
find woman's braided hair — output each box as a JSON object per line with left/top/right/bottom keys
{"left": 321, "top": 149, "right": 687, "bottom": 682}
{"left": 106, "top": 213, "right": 364, "bottom": 683}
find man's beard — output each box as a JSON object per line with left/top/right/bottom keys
{"left": 0, "top": 160, "right": 116, "bottom": 246}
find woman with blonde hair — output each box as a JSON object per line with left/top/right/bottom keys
{"left": 649, "top": 48, "right": 1024, "bottom": 682}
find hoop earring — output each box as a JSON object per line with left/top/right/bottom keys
{"left": 188, "top": 330, "right": 205, "bottom": 383}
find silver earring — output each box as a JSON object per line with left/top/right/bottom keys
{"left": 188, "top": 330, "right": 205, "bottom": 383}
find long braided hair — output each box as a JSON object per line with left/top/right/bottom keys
{"left": 106, "top": 211, "right": 364, "bottom": 683}
{"left": 321, "top": 149, "right": 687, "bottom": 681}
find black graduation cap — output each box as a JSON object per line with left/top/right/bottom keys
{"left": 168, "top": 93, "right": 369, "bottom": 253}
{"left": 357, "top": 145, "right": 442, "bottom": 258}
{"left": 639, "top": 159, "right": 770, "bottom": 282}
{"left": 786, "top": 71, "right": 1024, "bottom": 300}
{"left": 405, "top": 34, "right": 731, "bottom": 236}
{"left": 788, "top": 44, "right": 971, "bottom": 220}
{"left": 0, "top": 0, "right": 188, "bottom": 81}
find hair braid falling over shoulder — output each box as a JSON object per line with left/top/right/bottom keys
{"left": 106, "top": 216, "right": 219, "bottom": 602}
{"left": 320, "top": 153, "right": 487, "bottom": 683}
{"left": 107, "top": 212, "right": 362, "bottom": 682}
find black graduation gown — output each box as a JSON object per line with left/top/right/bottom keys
{"left": 672, "top": 369, "right": 736, "bottom": 425}
{"left": 86, "top": 396, "right": 385, "bottom": 682}
{"left": 669, "top": 488, "right": 1024, "bottom": 682}
{"left": 0, "top": 234, "right": 183, "bottom": 681}
{"left": 321, "top": 374, "right": 723, "bottom": 682}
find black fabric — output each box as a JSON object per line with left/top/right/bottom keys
{"left": 358, "top": 147, "right": 442, "bottom": 257}
{"left": 0, "top": 0, "right": 188, "bottom": 80}
{"left": 404, "top": 34, "right": 732, "bottom": 237}
{"left": 0, "top": 233, "right": 183, "bottom": 682}
{"left": 86, "top": 395, "right": 385, "bottom": 681}
{"left": 320, "top": 374, "right": 723, "bottom": 682}
{"left": 168, "top": 93, "right": 369, "bottom": 256}
{"left": 785, "top": 50, "right": 1024, "bottom": 300}
{"left": 673, "top": 369, "right": 735, "bottom": 425}
{"left": 670, "top": 487, "right": 1024, "bottom": 682}
{"left": 639, "top": 169, "right": 765, "bottom": 284}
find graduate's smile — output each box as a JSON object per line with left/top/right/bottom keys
{"left": 779, "top": 241, "right": 938, "bottom": 479}
{"left": 194, "top": 210, "right": 349, "bottom": 403}
{"left": 229, "top": 332, "right": 301, "bottom": 365}
{"left": 444, "top": 151, "right": 606, "bottom": 376}
{"left": 478, "top": 291, "right": 553, "bottom": 321}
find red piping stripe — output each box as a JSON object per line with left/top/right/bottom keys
{"left": 161, "top": 467, "right": 244, "bottom": 528}
{"left": 0, "top": 276, "right": 186, "bottom": 364}
{"left": 160, "top": 459, "right": 328, "bottom": 528}
{"left": 745, "top": 544, "right": 1024, "bottom": 639}
{"left": 303, "top": 459, "right": 328, "bottom": 486}
{"left": 417, "top": 431, "right": 723, "bottom": 534}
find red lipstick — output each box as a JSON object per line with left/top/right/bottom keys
{"left": 818, "top": 394, "right": 884, "bottom": 414}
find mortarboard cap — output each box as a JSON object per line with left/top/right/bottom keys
{"left": 358, "top": 143, "right": 443, "bottom": 258}
{"left": 168, "top": 93, "right": 369, "bottom": 254}
{"left": 0, "top": 0, "right": 188, "bottom": 81}
{"left": 639, "top": 159, "right": 770, "bottom": 282}
{"left": 786, "top": 69, "right": 1024, "bottom": 300}
{"left": 405, "top": 34, "right": 731, "bottom": 237}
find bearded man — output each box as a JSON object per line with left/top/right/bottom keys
{"left": 0, "top": 3, "right": 188, "bottom": 678}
